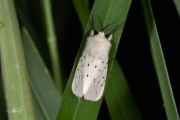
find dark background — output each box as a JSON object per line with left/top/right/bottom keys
{"left": 15, "top": 0, "right": 180, "bottom": 119}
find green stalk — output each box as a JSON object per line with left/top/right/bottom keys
{"left": 41, "top": 0, "right": 63, "bottom": 95}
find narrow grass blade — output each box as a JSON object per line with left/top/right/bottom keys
{"left": 172, "top": 0, "right": 180, "bottom": 17}
{"left": 0, "top": 0, "right": 35, "bottom": 119}
{"left": 73, "top": 0, "right": 90, "bottom": 31}
{"left": 21, "top": 28, "right": 61, "bottom": 120}
{"left": 141, "top": 0, "right": 180, "bottom": 120}
{"left": 105, "top": 60, "right": 142, "bottom": 120}
{"left": 41, "top": 0, "right": 63, "bottom": 95}
{"left": 56, "top": 0, "right": 131, "bottom": 120}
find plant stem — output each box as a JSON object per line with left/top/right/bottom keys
{"left": 42, "top": 0, "right": 63, "bottom": 95}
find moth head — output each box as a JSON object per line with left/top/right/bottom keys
{"left": 99, "top": 32, "right": 112, "bottom": 41}
{"left": 98, "top": 32, "right": 105, "bottom": 37}
{"left": 90, "top": 30, "right": 113, "bottom": 42}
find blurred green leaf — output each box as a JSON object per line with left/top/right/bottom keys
{"left": 0, "top": 0, "right": 35, "bottom": 119}
{"left": 21, "top": 28, "right": 61, "bottom": 120}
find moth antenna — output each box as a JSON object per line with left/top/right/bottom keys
{"left": 90, "top": 13, "right": 98, "bottom": 31}
{"left": 105, "top": 20, "right": 125, "bottom": 36}
{"left": 90, "top": 13, "right": 94, "bottom": 31}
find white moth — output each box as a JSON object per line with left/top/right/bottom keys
{"left": 72, "top": 30, "right": 112, "bottom": 101}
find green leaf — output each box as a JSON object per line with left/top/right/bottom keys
{"left": 105, "top": 60, "right": 142, "bottom": 120}
{"left": 21, "top": 28, "right": 61, "bottom": 120}
{"left": 0, "top": 0, "right": 35, "bottom": 120}
{"left": 56, "top": 0, "right": 131, "bottom": 120}
{"left": 172, "top": 0, "right": 180, "bottom": 17}
{"left": 73, "top": 2, "right": 140, "bottom": 119}
{"left": 140, "top": 0, "right": 180, "bottom": 120}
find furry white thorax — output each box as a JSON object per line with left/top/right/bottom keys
{"left": 85, "top": 30, "right": 112, "bottom": 60}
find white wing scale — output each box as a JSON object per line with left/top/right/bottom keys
{"left": 84, "top": 57, "right": 108, "bottom": 101}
